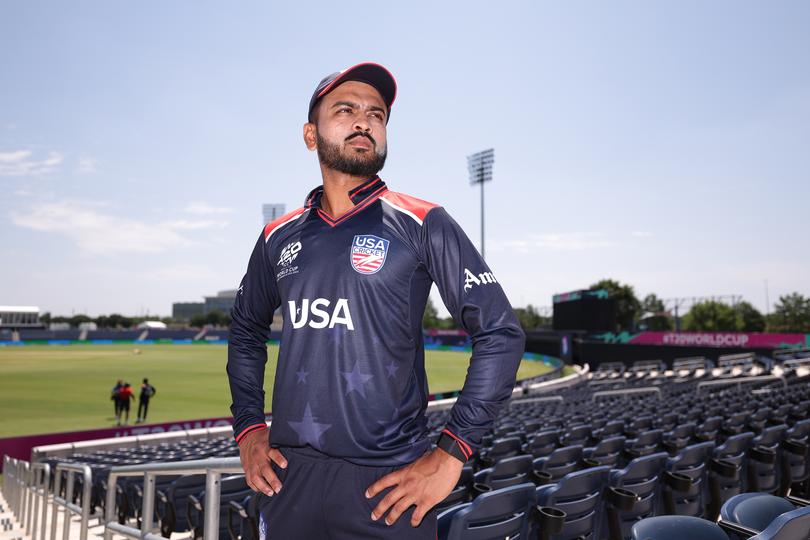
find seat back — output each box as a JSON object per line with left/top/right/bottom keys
{"left": 609, "top": 453, "right": 669, "bottom": 539}
{"left": 475, "top": 455, "right": 533, "bottom": 490}
{"left": 631, "top": 516, "right": 728, "bottom": 540}
{"left": 664, "top": 442, "right": 714, "bottom": 517}
{"left": 534, "top": 445, "right": 584, "bottom": 482}
{"left": 720, "top": 493, "right": 796, "bottom": 533}
{"left": 750, "top": 505, "right": 810, "bottom": 540}
{"left": 535, "top": 466, "right": 611, "bottom": 540}
{"left": 444, "top": 483, "right": 536, "bottom": 540}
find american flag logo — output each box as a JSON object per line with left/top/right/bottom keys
{"left": 350, "top": 234, "right": 390, "bottom": 275}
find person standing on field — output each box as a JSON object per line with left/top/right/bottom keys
{"left": 117, "top": 382, "right": 135, "bottom": 426}
{"left": 227, "top": 62, "right": 525, "bottom": 539}
{"left": 136, "top": 377, "right": 156, "bottom": 423}
{"left": 111, "top": 379, "right": 123, "bottom": 423}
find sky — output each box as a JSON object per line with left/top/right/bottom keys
{"left": 1, "top": 1, "right": 808, "bottom": 318}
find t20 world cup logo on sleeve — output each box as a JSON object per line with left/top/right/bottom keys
{"left": 350, "top": 234, "right": 390, "bottom": 275}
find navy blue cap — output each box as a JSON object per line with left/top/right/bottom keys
{"left": 308, "top": 62, "right": 397, "bottom": 124}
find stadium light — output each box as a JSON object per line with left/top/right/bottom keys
{"left": 467, "top": 148, "right": 494, "bottom": 260}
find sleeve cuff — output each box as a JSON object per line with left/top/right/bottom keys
{"left": 437, "top": 428, "right": 474, "bottom": 463}
{"left": 234, "top": 422, "right": 268, "bottom": 444}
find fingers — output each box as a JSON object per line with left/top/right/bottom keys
{"left": 267, "top": 448, "right": 288, "bottom": 469}
{"left": 246, "top": 466, "right": 280, "bottom": 497}
{"left": 382, "top": 494, "right": 417, "bottom": 526}
{"left": 371, "top": 484, "right": 408, "bottom": 522}
{"left": 410, "top": 503, "right": 430, "bottom": 528}
{"left": 365, "top": 470, "right": 402, "bottom": 499}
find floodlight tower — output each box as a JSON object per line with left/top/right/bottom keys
{"left": 467, "top": 148, "right": 494, "bottom": 260}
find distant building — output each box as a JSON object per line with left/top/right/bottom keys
{"left": 0, "top": 306, "right": 41, "bottom": 328}
{"left": 172, "top": 302, "right": 205, "bottom": 321}
{"left": 262, "top": 203, "right": 286, "bottom": 226}
{"left": 204, "top": 290, "right": 238, "bottom": 315}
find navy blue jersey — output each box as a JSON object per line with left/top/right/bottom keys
{"left": 227, "top": 177, "right": 525, "bottom": 465}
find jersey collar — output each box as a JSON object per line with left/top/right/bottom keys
{"left": 304, "top": 176, "right": 388, "bottom": 227}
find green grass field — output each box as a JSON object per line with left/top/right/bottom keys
{"left": 0, "top": 344, "right": 554, "bottom": 438}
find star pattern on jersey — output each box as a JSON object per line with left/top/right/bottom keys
{"left": 287, "top": 403, "right": 331, "bottom": 447}
{"left": 385, "top": 360, "right": 399, "bottom": 379}
{"left": 296, "top": 369, "right": 309, "bottom": 384}
{"left": 377, "top": 407, "right": 401, "bottom": 439}
{"left": 341, "top": 361, "right": 374, "bottom": 398}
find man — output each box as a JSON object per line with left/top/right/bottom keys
{"left": 117, "top": 382, "right": 135, "bottom": 426}
{"left": 227, "top": 62, "right": 525, "bottom": 539}
{"left": 111, "top": 379, "right": 123, "bottom": 424}
{"left": 136, "top": 377, "right": 156, "bottom": 423}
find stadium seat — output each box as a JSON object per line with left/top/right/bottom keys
{"left": 534, "top": 465, "right": 624, "bottom": 540}
{"left": 661, "top": 442, "right": 714, "bottom": 517}
{"left": 474, "top": 455, "right": 534, "bottom": 491}
{"left": 187, "top": 475, "right": 251, "bottom": 540}
{"left": 719, "top": 493, "right": 797, "bottom": 535}
{"left": 630, "top": 515, "right": 728, "bottom": 540}
{"left": 609, "top": 452, "right": 669, "bottom": 539}
{"left": 438, "top": 482, "right": 537, "bottom": 540}
{"left": 533, "top": 445, "right": 585, "bottom": 484}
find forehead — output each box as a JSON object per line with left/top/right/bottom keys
{"left": 321, "top": 80, "right": 386, "bottom": 108}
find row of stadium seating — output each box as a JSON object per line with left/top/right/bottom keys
{"left": 32, "top": 353, "right": 810, "bottom": 539}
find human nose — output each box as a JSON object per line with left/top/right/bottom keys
{"left": 353, "top": 113, "right": 371, "bottom": 133}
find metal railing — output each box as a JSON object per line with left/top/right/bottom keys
{"left": 591, "top": 386, "right": 662, "bottom": 402}
{"left": 102, "top": 456, "right": 243, "bottom": 540}
{"left": 696, "top": 375, "right": 786, "bottom": 395}
{"left": 50, "top": 462, "right": 93, "bottom": 540}
{"left": 27, "top": 462, "right": 51, "bottom": 540}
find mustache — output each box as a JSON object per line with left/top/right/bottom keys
{"left": 345, "top": 132, "right": 377, "bottom": 146}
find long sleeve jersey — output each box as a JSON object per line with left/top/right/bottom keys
{"left": 227, "top": 176, "right": 525, "bottom": 466}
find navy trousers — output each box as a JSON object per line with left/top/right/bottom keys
{"left": 258, "top": 446, "right": 438, "bottom": 539}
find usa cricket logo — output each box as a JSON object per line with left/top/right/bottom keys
{"left": 350, "top": 234, "right": 389, "bottom": 275}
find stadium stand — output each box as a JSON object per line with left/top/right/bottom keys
{"left": 3, "top": 353, "right": 810, "bottom": 539}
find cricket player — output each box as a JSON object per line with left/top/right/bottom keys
{"left": 227, "top": 62, "right": 525, "bottom": 539}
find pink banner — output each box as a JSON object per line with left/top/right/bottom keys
{"left": 629, "top": 331, "right": 808, "bottom": 349}
{"left": 0, "top": 413, "right": 271, "bottom": 470}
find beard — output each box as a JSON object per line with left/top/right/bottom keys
{"left": 316, "top": 131, "right": 387, "bottom": 178}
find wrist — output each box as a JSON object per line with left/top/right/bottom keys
{"left": 436, "top": 430, "right": 473, "bottom": 464}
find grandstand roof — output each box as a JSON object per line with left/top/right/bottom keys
{"left": 0, "top": 306, "right": 40, "bottom": 313}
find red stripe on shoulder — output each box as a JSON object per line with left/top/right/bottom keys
{"left": 380, "top": 191, "right": 439, "bottom": 222}
{"left": 263, "top": 207, "right": 306, "bottom": 241}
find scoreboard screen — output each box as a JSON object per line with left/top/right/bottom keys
{"left": 552, "top": 289, "right": 617, "bottom": 332}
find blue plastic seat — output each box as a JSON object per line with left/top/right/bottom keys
{"left": 438, "top": 482, "right": 536, "bottom": 540}
{"left": 609, "top": 453, "right": 669, "bottom": 539}
{"left": 584, "top": 436, "right": 626, "bottom": 467}
{"left": 719, "top": 492, "right": 796, "bottom": 533}
{"left": 631, "top": 515, "right": 728, "bottom": 540}
{"left": 533, "top": 445, "right": 584, "bottom": 484}
{"left": 662, "top": 442, "right": 714, "bottom": 517}
{"left": 535, "top": 465, "right": 611, "bottom": 540}
{"left": 474, "top": 455, "right": 533, "bottom": 491}
{"left": 749, "top": 505, "right": 810, "bottom": 540}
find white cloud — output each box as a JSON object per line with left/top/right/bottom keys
{"left": 0, "top": 150, "right": 64, "bottom": 176}
{"left": 493, "top": 232, "right": 616, "bottom": 253}
{"left": 10, "top": 200, "right": 229, "bottom": 255}
{"left": 75, "top": 156, "right": 98, "bottom": 174}
{"left": 184, "top": 202, "right": 233, "bottom": 215}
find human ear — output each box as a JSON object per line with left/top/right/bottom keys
{"left": 303, "top": 123, "right": 317, "bottom": 151}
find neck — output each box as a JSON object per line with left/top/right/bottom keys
{"left": 318, "top": 165, "right": 373, "bottom": 219}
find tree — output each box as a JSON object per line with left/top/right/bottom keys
{"left": 69, "top": 314, "right": 93, "bottom": 327}
{"left": 683, "top": 301, "right": 737, "bottom": 331}
{"left": 639, "top": 294, "right": 672, "bottom": 331}
{"left": 589, "top": 279, "right": 641, "bottom": 332}
{"left": 514, "top": 305, "right": 550, "bottom": 331}
{"left": 39, "top": 312, "right": 51, "bottom": 325}
{"left": 190, "top": 314, "right": 207, "bottom": 328}
{"left": 735, "top": 301, "right": 765, "bottom": 332}
{"left": 422, "top": 297, "right": 441, "bottom": 329}
{"left": 768, "top": 293, "right": 810, "bottom": 333}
